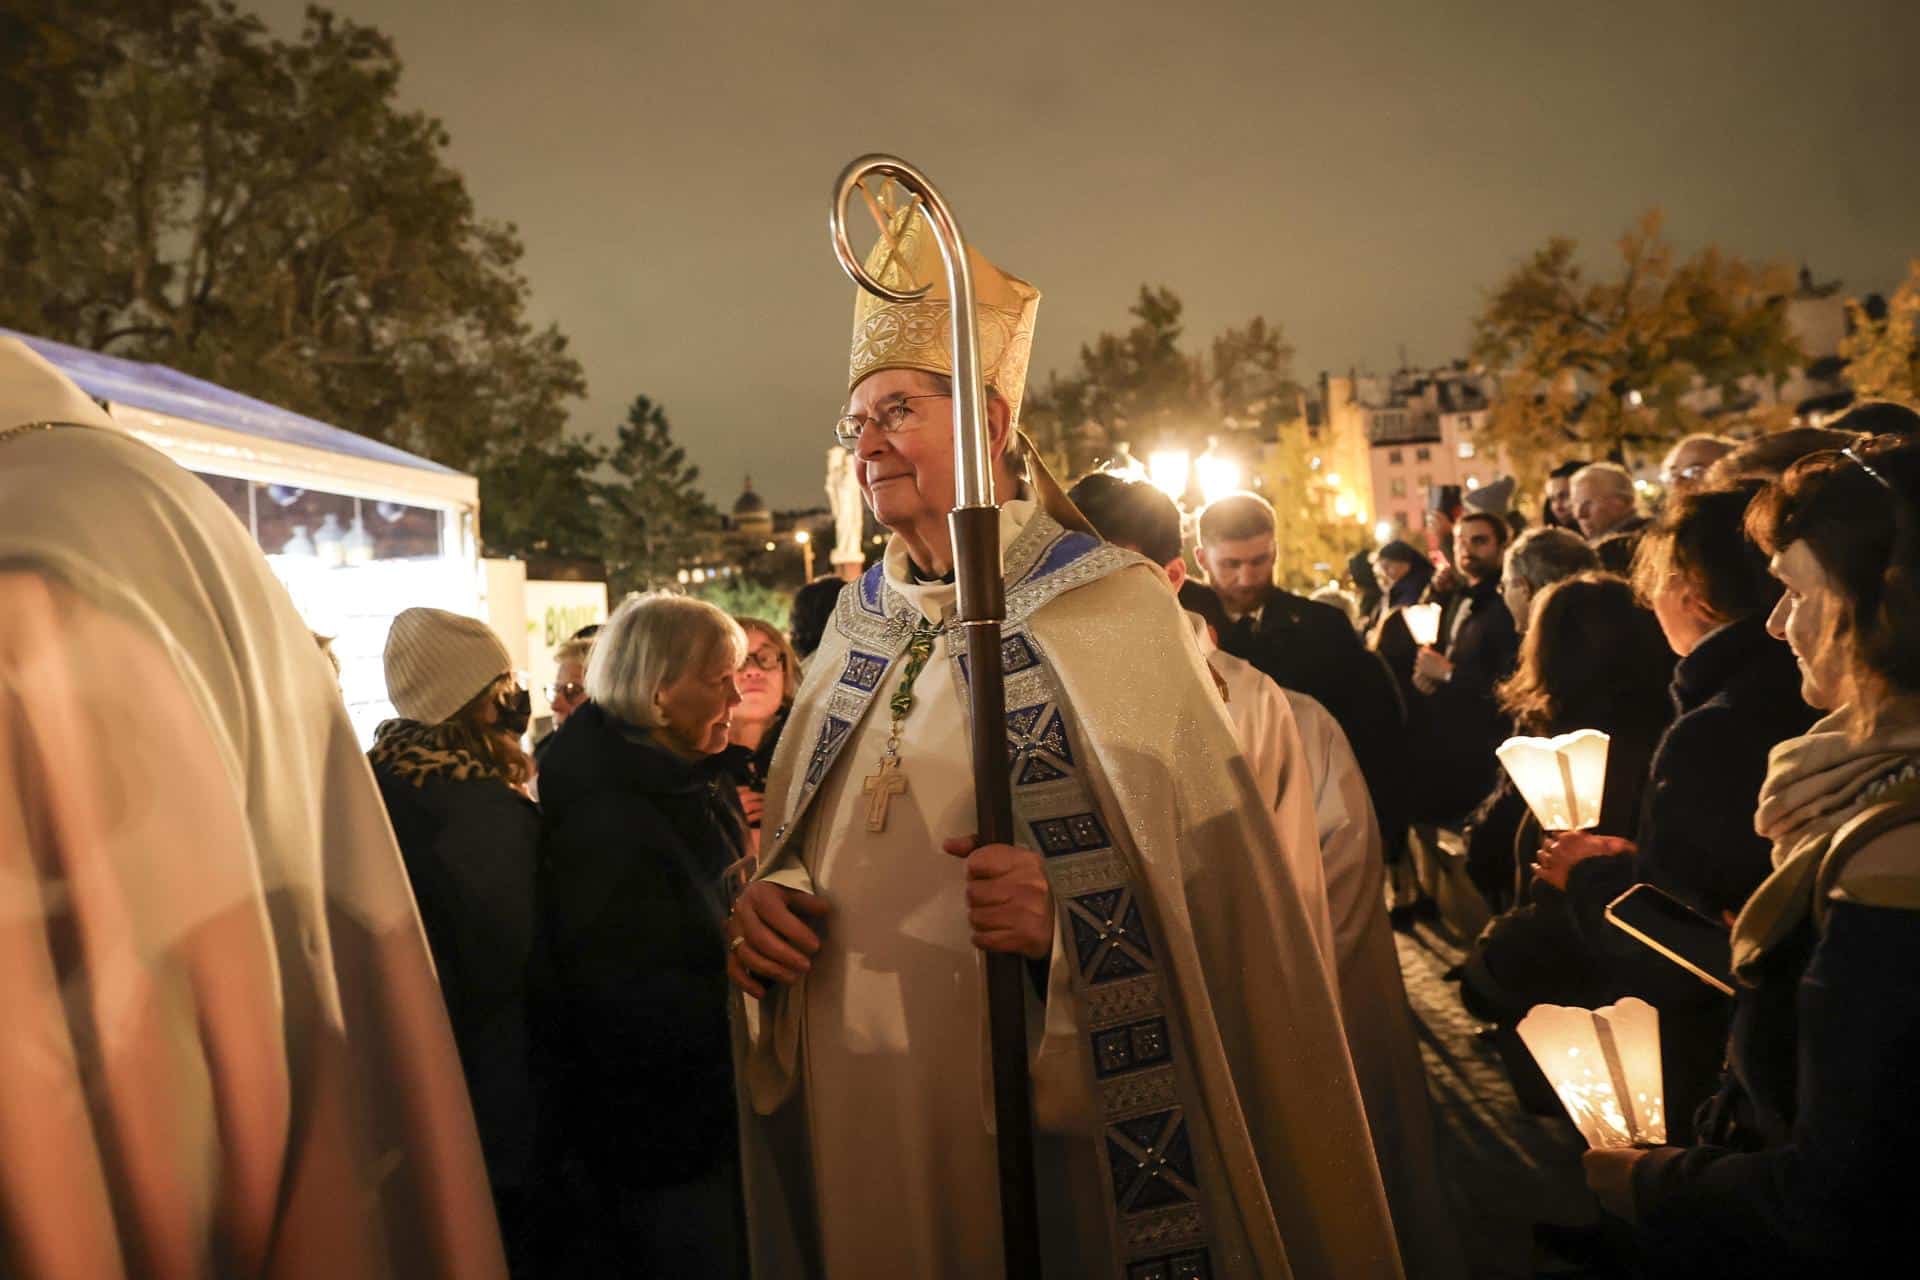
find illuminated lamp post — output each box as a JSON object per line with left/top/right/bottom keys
{"left": 795, "top": 528, "right": 814, "bottom": 580}
{"left": 1147, "top": 448, "right": 1191, "bottom": 502}
{"left": 1195, "top": 447, "right": 1243, "bottom": 505}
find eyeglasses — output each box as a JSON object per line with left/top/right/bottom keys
{"left": 833, "top": 393, "right": 949, "bottom": 451}
{"left": 1661, "top": 463, "right": 1710, "bottom": 485}
{"left": 1843, "top": 443, "right": 1896, "bottom": 493}
{"left": 546, "top": 681, "right": 585, "bottom": 702}
{"left": 739, "top": 649, "right": 783, "bottom": 673}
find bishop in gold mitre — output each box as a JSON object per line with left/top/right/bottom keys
{"left": 846, "top": 189, "right": 1040, "bottom": 422}
{"left": 730, "top": 192, "right": 1405, "bottom": 1279}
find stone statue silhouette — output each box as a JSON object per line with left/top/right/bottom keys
{"left": 826, "top": 446, "right": 866, "bottom": 567}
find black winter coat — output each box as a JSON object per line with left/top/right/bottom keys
{"left": 1567, "top": 616, "right": 1818, "bottom": 926}
{"left": 371, "top": 760, "right": 541, "bottom": 1195}
{"left": 1202, "top": 581, "right": 1408, "bottom": 841}
{"left": 535, "top": 701, "right": 746, "bottom": 1196}
{"left": 1633, "top": 895, "right": 1920, "bottom": 1276}
{"left": 1418, "top": 576, "right": 1520, "bottom": 823}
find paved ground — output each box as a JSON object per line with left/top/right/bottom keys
{"left": 1395, "top": 920, "right": 1609, "bottom": 1279}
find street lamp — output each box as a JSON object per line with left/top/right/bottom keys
{"left": 1148, "top": 448, "right": 1191, "bottom": 501}
{"left": 795, "top": 528, "right": 814, "bottom": 580}
{"left": 1195, "top": 450, "right": 1243, "bottom": 504}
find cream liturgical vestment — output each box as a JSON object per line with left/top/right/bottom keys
{"left": 1189, "top": 618, "right": 1337, "bottom": 976}
{"left": 1195, "top": 622, "right": 1461, "bottom": 1278}
{"left": 0, "top": 340, "right": 505, "bottom": 1279}
{"left": 737, "top": 499, "right": 1402, "bottom": 1279}
{"left": 1274, "top": 696, "right": 1465, "bottom": 1280}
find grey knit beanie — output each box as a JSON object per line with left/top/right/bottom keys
{"left": 383, "top": 607, "right": 513, "bottom": 724}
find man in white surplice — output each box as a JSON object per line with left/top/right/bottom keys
{"left": 728, "top": 200, "right": 1400, "bottom": 1278}
{"left": 1066, "top": 470, "right": 1466, "bottom": 1279}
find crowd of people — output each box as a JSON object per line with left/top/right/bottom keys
{"left": 6, "top": 211, "right": 1920, "bottom": 1278}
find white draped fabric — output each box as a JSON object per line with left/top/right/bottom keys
{"left": 0, "top": 339, "right": 505, "bottom": 1279}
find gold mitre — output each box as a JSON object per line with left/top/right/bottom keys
{"left": 847, "top": 200, "right": 1041, "bottom": 422}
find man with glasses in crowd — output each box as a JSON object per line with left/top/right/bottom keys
{"left": 533, "top": 628, "right": 595, "bottom": 767}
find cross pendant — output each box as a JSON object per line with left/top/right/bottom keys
{"left": 862, "top": 754, "right": 908, "bottom": 832}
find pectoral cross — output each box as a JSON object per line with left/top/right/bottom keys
{"left": 862, "top": 754, "right": 908, "bottom": 832}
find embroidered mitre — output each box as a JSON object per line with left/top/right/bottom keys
{"left": 847, "top": 196, "right": 1041, "bottom": 423}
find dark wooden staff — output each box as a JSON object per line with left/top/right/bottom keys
{"left": 829, "top": 154, "right": 1041, "bottom": 1280}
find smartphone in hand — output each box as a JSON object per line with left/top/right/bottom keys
{"left": 1605, "top": 883, "right": 1735, "bottom": 996}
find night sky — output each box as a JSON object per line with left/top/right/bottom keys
{"left": 253, "top": 0, "right": 1919, "bottom": 508}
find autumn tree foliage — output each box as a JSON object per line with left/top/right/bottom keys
{"left": 1470, "top": 210, "right": 1802, "bottom": 485}
{"left": 1, "top": 1, "right": 602, "bottom": 554}
{"left": 1843, "top": 260, "right": 1920, "bottom": 407}
{"left": 1023, "top": 287, "right": 1361, "bottom": 586}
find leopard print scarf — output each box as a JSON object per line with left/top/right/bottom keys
{"left": 369, "top": 718, "right": 499, "bottom": 786}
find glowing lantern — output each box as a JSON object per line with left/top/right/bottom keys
{"left": 1402, "top": 602, "right": 1443, "bottom": 648}
{"left": 1516, "top": 997, "right": 1665, "bottom": 1149}
{"left": 1496, "top": 729, "right": 1610, "bottom": 831}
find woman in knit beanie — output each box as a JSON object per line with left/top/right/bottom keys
{"left": 369, "top": 607, "right": 543, "bottom": 1273}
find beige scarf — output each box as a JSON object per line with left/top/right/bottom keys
{"left": 1730, "top": 706, "right": 1920, "bottom": 980}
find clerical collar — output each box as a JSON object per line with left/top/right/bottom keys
{"left": 908, "top": 561, "right": 956, "bottom": 585}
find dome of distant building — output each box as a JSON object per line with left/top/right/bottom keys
{"left": 732, "top": 475, "right": 773, "bottom": 537}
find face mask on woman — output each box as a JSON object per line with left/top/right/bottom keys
{"left": 495, "top": 683, "right": 532, "bottom": 736}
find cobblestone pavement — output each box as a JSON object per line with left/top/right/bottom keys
{"left": 1396, "top": 921, "right": 1608, "bottom": 1279}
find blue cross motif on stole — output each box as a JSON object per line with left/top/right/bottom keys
{"left": 1106, "top": 1110, "right": 1200, "bottom": 1211}
{"left": 1066, "top": 888, "right": 1153, "bottom": 983}
{"left": 1006, "top": 700, "right": 1074, "bottom": 786}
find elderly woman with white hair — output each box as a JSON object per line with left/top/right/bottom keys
{"left": 534, "top": 593, "right": 749, "bottom": 1276}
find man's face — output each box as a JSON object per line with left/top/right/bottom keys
{"left": 1571, "top": 476, "right": 1633, "bottom": 540}
{"left": 1501, "top": 575, "right": 1534, "bottom": 633}
{"left": 1661, "top": 440, "right": 1724, "bottom": 499}
{"left": 1454, "top": 519, "right": 1504, "bottom": 582}
{"left": 1546, "top": 476, "right": 1574, "bottom": 525}
{"left": 1196, "top": 533, "right": 1276, "bottom": 616}
{"left": 847, "top": 369, "right": 957, "bottom": 537}
{"left": 549, "top": 659, "right": 587, "bottom": 725}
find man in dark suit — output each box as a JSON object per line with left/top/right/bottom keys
{"left": 1409, "top": 510, "right": 1521, "bottom": 823}
{"left": 1187, "top": 492, "right": 1407, "bottom": 849}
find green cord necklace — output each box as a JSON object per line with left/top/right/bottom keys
{"left": 861, "top": 613, "right": 945, "bottom": 832}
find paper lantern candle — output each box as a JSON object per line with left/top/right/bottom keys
{"left": 1403, "top": 602, "right": 1443, "bottom": 648}
{"left": 1496, "top": 729, "right": 1610, "bottom": 831}
{"left": 1516, "top": 997, "right": 1666, "bottom": 1148}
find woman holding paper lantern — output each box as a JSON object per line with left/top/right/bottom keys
{"left": 1458, "top": 574, "right": 1673, "bottom": 1024}
{"left": 1590, "top": 420, "right": 1920, "bottom": 1278}
{"left": 1529, "top": 484, "right": 1820, "bottom": 1137}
